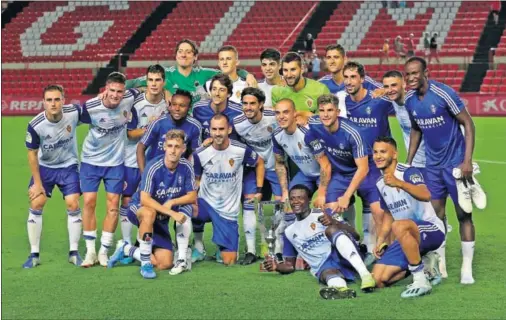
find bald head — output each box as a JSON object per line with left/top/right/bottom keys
{"left": 274, "top": 98, "right": 297, "bottom": 130}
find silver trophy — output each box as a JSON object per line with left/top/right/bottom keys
{"left": 255, "top": 199, "right": 287, "bottom": 271}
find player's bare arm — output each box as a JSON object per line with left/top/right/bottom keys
{"left": 383, "top": 173, "right": 431, "bottom": 202}
{"left": 140, "top": 191, "right": 187, "bottom": 224}
{"left": 136, "top": 143, "right": 148, "bottom": 173}
{"left": 27, "top": 148, "right": 45, "bottom": 201}
{"left": 264, "top": 256, "right": 296, "bottom": 274}
{"left": 313, "top": 151, "right": 331, "bottom": 209}
{"left": 163, "top": 190, "right": 197, "bottom": 209}
{"left": 374, "top": 210, "right": 394, "bottom": 259}
{"left": 406, "top": 120, "right": 422, "bottom": 165}
{"left": 318, "top": 215, "right": 360, "bottom": 241}
{"left": 245, "top": 73, "right": 258, "bottom": 88}
{"left": 455, "top": 109, "right": 476, "bottom": 184}
{"left": 127, "top": 128, "right": 147, "bottom": 140}
{"left": 338, "top": 156, "right": 369, "bottom": 212}
{"left": 274, "top": 153, "right": 289, "bottom": 200}
{"left": 295, "top": 111, "right": 313, "bottom": 126}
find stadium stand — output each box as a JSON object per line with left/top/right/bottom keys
{"left": 480, "top": 64, "right": 506, "bottom": 94}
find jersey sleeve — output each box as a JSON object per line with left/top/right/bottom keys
{"left": 79, "top": 102, "right": 92, "bottom": 124}
{"left": 349, "top": 130, "right": 367, "bottom": 159}
{"left": 282, "top": 233, "right": 297, "bottom": 258}
{"left": 272, "top": 136, "right": 285, "bottom": 156}
{"left": 190, "top": 125, "right": 202, "bottom": 149}
{"left": 193, "top": 152, "right": 203, "bottom": 177}
{"left": 184, "top": 163, "right": 197, "bottom": 192}
{"left": 243, "top": 146, "right": 259, "bottom": 167}
{"left": 379, "top": 193, "right": 389, "bottom": 212}
{"left": 126, "top": 76, "right": 147, "bottom": 89}
{"left": 304, "top": 129, "right": 325, "bottom": 156}
{"left": 403, "top": 167, "right": 426, "bottom": 185}
{"left": 139, "top": 162, "right": 157, "bottom": 195}
{"left": 128, "top": 107, "right": 139, "bottom": 130}
{"left": 140, "top": 120, "right": 157, "bottom": 146}
{"left": 128, "top": 88, "right": 140, "bottom": 98}
{"left": 25, "top": 124, "right": 40, "bottom": 149}
{"left": 321, "top": 84, "right": 331, "bottom": 95}
{"left": 442, "top": 85, "right": 465, "bottom": 116}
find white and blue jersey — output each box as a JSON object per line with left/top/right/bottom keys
{"left": 405, "top": 80, "right": 466, "bottom": 168}
{"left": 258, "top": 79, "right": 275, "bottom": 108}
{"left": 26, "top": 104, "right": 80, "bottom": 168}
{"left": 344, "top": 91, "right": 394, "bottom": 147}
{"left": 130, "top": 156, "right": 196, "bottom": 218}
{"left": 319, "top": 74, "right": 381, "bottom": 94}
{"left": 192, "top": 99, "right": 243, "bottom": 140}
{"left": 80, "top": 89, "right": 137, "bottom": 167}
{"left": 193, "top": 140, "right": 259, "bottom": 221}
{"left": 272, "top": 125, "right": 320, "bottom": 178}
{"left": 233, "top": 110, "right": 278, "bottom": 171}
{"left": 125, "top": 93, "right": 167, "bottom": 168}
{"left": 391, "top": 100, "right": 426, "bottom": 168}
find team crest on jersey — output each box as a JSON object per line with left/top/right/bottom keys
{"left": 310, "top": 222, "right": 316, "bottom": 230}
{"left": 306, "top": 98, "right": 313, "bottom": 110}
{"left": 267, "top": 126, "right": 273, "bottom": 133}
{"left": 229, "top": 158, "right": 235, "bottom": 167}
{"left": 123, "top": 110, "right": 128, "bottom": 118}
{"left": 66, "top": 125, "right": 72, "bottom": 133}
{"left": 236, "top": 90, "right": 242, "bottom": 99}
{"left": 430, "top": 105, "right": 436, "bottom": 114}
{"left": 178, "top": 175, "right": 182, "bottom": 185}
{"left": 298, "top": 142, "right": 302, "bottom": 150}
{"left": 366, "top": 106, "right": 372, "bottom": 115}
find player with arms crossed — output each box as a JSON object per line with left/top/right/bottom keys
{"left": 372, "top": 136, "right": 444, "bottom": 298}
{"left": 306, "top": 94, "right": 382, "bottom": 255}
{"left": 24, "top": 85, "right": 83, "bottom": 268}
{"left": 137, "top": 89, "right": 201, "bottom": 172}
{"left": 108, "top": 129, "right": 196, "bottom": 277}
{"left": 233, "top": 87, "right": 282, "bottom": 264}
{"left": 263, "top": 185, "right": 375, "bottom": 299}
{"left": 80, "top": 72, "right": 137, "bottom": 267}
{"left": 404, "top": 57, "right": 485, "bottom": 284}
{"left": 258, "top": 48, "right": 285, "bottom": 108}
{"left": 121, "top": 64, "right": 168, "bottom": 252}
{"left": 192, "top": 114, "right": 265, "bottom": 265}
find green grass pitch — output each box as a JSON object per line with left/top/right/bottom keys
{"left": 2, "top": 117, "right": 506, "bottom": 319}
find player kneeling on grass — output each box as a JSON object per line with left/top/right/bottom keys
{"left": 24, "top": 85, "right": 83, "bottom": 268}
{"left": 371, "top": 136, "right": 444, "bottom": 298}
{"left": 263, "top": 185, "right": 376, "bottom": 300}
{"left": 107, "top": 129, "right": 197, "bottom": 278}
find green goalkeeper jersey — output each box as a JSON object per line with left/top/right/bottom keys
{"left": 126, "top": 65, "right": 249, "bottom": 106}
{"left": 271, "top": 78, "right": 330, "bottom": 113}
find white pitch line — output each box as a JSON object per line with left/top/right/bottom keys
{"left": 475, "top": 159, "right": 506, "bottom": 165}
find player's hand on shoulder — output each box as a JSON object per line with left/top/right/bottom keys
{"left": 383, "top": 172, "right": 401, "bottom": 188}
{"left": 371, "top": 88, "right": 386, "bottom": 99}
{"left": 202, "top": 137, "right": 213, "bottom": 147}
{"left": 262, "top": 255, "right": 277, "bottom": 272}
{"left": 245, "top": 74, "right": 258, "bottom": 88}
{"left": 97, "top": 89, "right": 108, "bottom": 101}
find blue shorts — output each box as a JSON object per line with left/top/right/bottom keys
{"left": 29, "top": 164, "right": 80, "bottom": 198}
{"left": 80, "top": 162, "right": 125, "bottom": 194}
{"left": 243, "top": 168, "right": 282, "bottom": 197}
{"left": 377, "top": 220, "right": 445, "bottom": 270}
{"left": 193, "top": 198, "right": 239, "bottom": 252}
{"left": 127, "top": 203, "right": 173, "bottom": 251}
{"left": 424, "top": 166, "right": 459, "bottom": 204}
{"left": 123, "top": 166, "right": 141, "bottom": 197}
{"left": 316, "top": 248, "right": 358, "bottom": 283}
{"left": 289, "top": 171, "right": 319, "bottom": 194}
{"left": 326, "top": 171, "right": 380, "bottom": 205}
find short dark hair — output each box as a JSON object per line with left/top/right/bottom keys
{"left": 218, "top": 45, "right": 239, "bottom": 59}
{"left": 209, "top": 73, "right": 233, "bottom": 96}
{"left": 146, "top": 64, "right": 165, "bottom": 80}
{"left": 325, "top": 44, "right": 346, "bottom": 57}
{"left": 106, "top": 72, "right": 126, "bottom": 85}
{"left": 282, "top": 52, "right": 303, "bottom": 68}
{"left": 210, "top": 113, "right": 230, "bottom": 127}
{"left": 317, "top": 94, "right": 339, "bottom": 108}
{"left": 43, "top": 84, "right": 64, "bottom": 98}
{"left": 260, "top": 48, "right": 281, "bottom": 62}
{"left": 175, "top": 39, "right": 198, "bottom": 56}
{"left": 289, "top": 184, "right": 312, "bottom": 198}
{"left": 343, "top": 61, "right": 365, "bottom": 78}
{"left": 382, "top": 70, "right": 403, "bottom": 79}
{"left": 374, "top": 136, "right": 397, "bottom": 149}
{"left": 241, "top": 87, "right": 266, "bottom": 104}
{"left": 405, "top": 56, "right": 427, "bottom": 72}
{"left": 173, "top": 89, "right": 193, "bottom": 105}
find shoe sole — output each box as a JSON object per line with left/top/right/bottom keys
{"left": 361, "top": 286, "right": 375, "bottom": 293}
{"left": 319, "top": 287, "right": 357, "bottom": 300}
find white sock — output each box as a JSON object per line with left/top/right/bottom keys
{"left": 194, "top": 232, "right": 205, "bottom": 253}
{"left": 83, "top": 230, "right": 97, "bottom": 254}
{"left": 333, "top": 232, "right": 371, "bottom": 279}
{"left": 120, "top": 205, "right": 132, "bottom": 244}
{"left": 67, "top": 209, "right": 82, "bottom": 252}
{"left": 176, "top": 219, "right": 192, "bottom": 261}
{"left": 274, "top": 221, "right": 285, "bottom": 255}
{"left": 362, "top": 208, "right": 375, "bottom": 253}
{"left": 409, "top": 262, "right": 428, "bottom": 285}
{"left": 139, "top": 239, "right": 152, "bottom": 266}
{"left": 243, "top": 203, "right": 256, "bottom": 254}
{"left": 99, "top": 231, "right": 114, "bottom": 254}
{"left": 27, "top": 208, "right": 43, "bottom": 254}
{"left": 342, "top": 204, "right": 356, "bottom": 228}
{"left": 461, "top": 241, "right": 475, "bottom": 274}
{"left": 436, "top": 240, "right": 448, "bottom": 277}
{"left": 124, "top": 243, "right": 141, "bottom": 262}
{"left": 327, "top": 275, "right": 347, "bottom": 288}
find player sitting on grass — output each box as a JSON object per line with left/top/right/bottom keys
{"left": 263, "top": 184, "right": 376, "bottom": 300}
{"left": 371, "top": 136, "right": 444, "bottom": 298}
{"left": 24, "top": 85, "right": 83, "bottom": 268}
{"left": 107, "top": 129, "right": 196, "bottom": 278}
